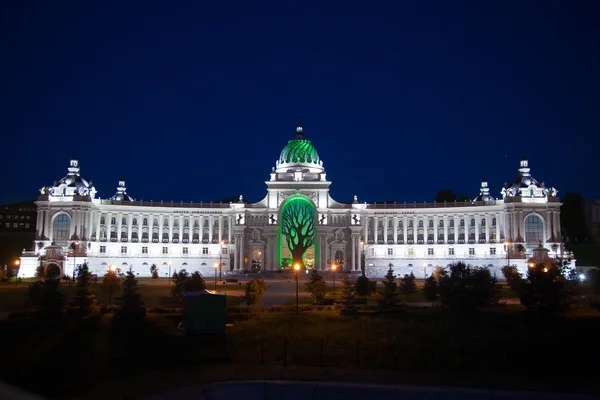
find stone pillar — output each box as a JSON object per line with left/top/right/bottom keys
{"left": 96, "top": 212, "right": 101, "bottom": 241}
{"left": 351, "top": 234, "right": 356, "bottom": 271}
{"left": 159, "top": 215, "right": 163, "bottom": 243}
{"left": 218, "top": 216, "right": 223, "bottom": 242}
{"left": 199, "top": 216, "right": 204, "bottom": 242}
{"left": 443, "top": 216, "right": 448, "bottom": 243}
{"left": 228, "top": 216, "right": 232, "bottom": 244}
{"left": 475, "top": 215, "right": 479, "bottom": 243}
{"left": 239, "top": 233, "right": 245, "bottom": 271}
{"left": 362, "top": 216, "right": 368, "bottom": 242}
{"left": 393, "top": 217, "right": 398, "bottom": 244}
{"left": 485, "top": 215, "right": 490, "bottom": 243}
{"left": 383, "top": 216, "right": 388, "bottom": 244}
{"left": 454, "top": 216, "right": 459, "bottom": 241}
{"left": 373, "top": 217, "right": 378, "bottom": 244}
{"left": 434, "top": 216, "right": 438, "bottom": 243}
{"left": 169, "top": 215, "right": 174, "bottom": 242}
{"left": 209, "top": 216, "right": 214, "bottom": 243}
{"left": 403, "top": 217, "right": 408, "bottom": 243}
{"left": 128, "top": 214, "right": 133, "bottom": 242}
{"left": 117, "top": 213, "right": 123, "bottom": 242}
{"left": 496, "top": 213, "right": 501, "bottom": 242}
{"left": 554, "top": 211, "right": 560, "bottom": 241}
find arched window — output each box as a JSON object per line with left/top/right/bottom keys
{"left": 184, "top": 219, "right": 189, "bottom": 227}
{"left": 460, "top": 219, "right": 465, "bottom": 227}
{"left": 439, "top": 220, "right": 444, "bottom": 227}
{"left": 163, "top": 219, "right": 168, "bottom": 227}
{"left": 408, "top": 220, "right": 413, "bottom": 228}
{"left": 194, "top": 220, "right": 199, "bottom": 227}
{"left": 111, "top": 217, "right": 116, "bottom": 225}
{"left": 100, "top": 216, "right": 105, "bottom": 225}
{"left": 174, "top": 220, "right": 179, "bottom": 227}
{"left": 530, "top": 189, "right": 534, "bottom": 197}
{"left": 398, "top": 221, "right": 403, "bottom": 228}
{"left": 524, "top": 214, "right": 544, "bottom": 247}
{"left": 143, "top": 218, "right": 148, "bottom": 226}
{"left": 492, "top": 218, "right": 496, "bottom": 226}
{"left": 450, "top": 220, "right": 454, "bottom": 227}
{"left": 122, "top": 217, "right": 127, "bottom": 225}
{"left": 153, "top": 219, "right": 158, "bottom": 226}
{"left": 52, "top": 213, "right": 71, "bottom": 245}
{"left": 378, "top": 220, "right": 383, "bottom": 228}
{"left": 481, "top": 218, "right": 486, "bottom": 226}
{"left": 418, "top": 220, "right": 423, "bottom": 228}
{"left": 470, "top": 219, "right": 475, "bottom": 227}
{"left": 428, "top": 220, "right": 433, "bottom": 228}
{"left": 132, "top": 218, "right": 138, "bottom": 226}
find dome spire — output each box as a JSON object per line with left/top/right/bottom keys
{"left": 296, "top": 122, "right": 304, "bottom": 139}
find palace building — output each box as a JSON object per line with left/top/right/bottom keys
{"left": 20, "top": 124, "right": 568, "bottom": 279}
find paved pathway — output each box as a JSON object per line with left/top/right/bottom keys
{"left": 143, "top": 380, "right": 598, "bottom": 400}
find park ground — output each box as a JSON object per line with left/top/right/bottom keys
{"left": 1, "top": 277, "right": 599, "bottom": 399}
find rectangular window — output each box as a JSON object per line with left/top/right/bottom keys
{"left": 162, "top": 247, "right": 168, "bottom": 254}
{"left": 5, "top": 223, "right": 9, "bottom": 228}
{"left": 407, "top": 248, "right": 414, "bottom": 256}
{"left": 387, "top": 248, "right": 393, "bottom": 256}
{"left": 121, "top": 246, "right": 127, "bottom": 254}
{"left": 142, "top": 247, "right": 148, "bottom": 254}
{"left": 26, "top": 215, "right": 30, "bottom": 219}
{"left": 222, "top": 247, "right": 228, "bottom": 255}
{"left": 448, "top": 248, "right": 455, "bottom": 256}
{"left": 202, "top": 247, "right": 208, "bottom": 255}
{"left": 13, "top": 223, "right": 17, "bottom": 228}
{"left": 490, "top": 247, "right": 496, "bottom": 255}
{"left": 100, "top": 246, "right": 106, "bottom": 253}
{"left": 469, "top": 247, "right": 475, "bottom": 255}
{"left": 183, "top": 247, "right": 189, "bottom": 254}
{"left": 25, "top": 223, "right": 29, "bottom": 228}
{"left": 428, "top": 248, "right": 434, "bottom": 256}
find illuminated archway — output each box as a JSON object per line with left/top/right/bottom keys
{"left": 279, "top": 196, "right": 316, "bottom": 269}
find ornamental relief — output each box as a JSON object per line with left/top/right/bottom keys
{"left": 277, "top": 191, "right": 319, "bottom": 206}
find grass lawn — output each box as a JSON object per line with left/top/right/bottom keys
{"left": 1, "top": 305, "right": 600, "bottom": 399}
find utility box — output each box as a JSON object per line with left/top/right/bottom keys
{"left": 182, "top": 290, "right": 227, "bottom": 335}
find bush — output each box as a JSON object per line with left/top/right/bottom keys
{"left": 182, "top": 271, "right": 207, "bottom": 292}
{"left": 399, "top": 273, "right": 417, "bottom": 301}
{"left": 336, "top": 275, "right": 357, "bottom": 316}
{"left": 241, "top": 279, "right": 267, "bottom": 314}
{"left": 171, "top": 269, "right": 190, "bottom": 297}
{"left": 437, "top": 262, "right": 499, "bottom": 310}
{"left": 305, "top": 269, "right": 327, "bottom": 304}
{"left": 28, "top": 274, "right": 65, "bottom": 319}
{"left": 114, "top": 269, "right": 146, "bottom": 326}
{"left": 354, "top": 275, "right": 375, "bottom": 298}
{"left": 377, "top": 267, "right": 401, "bottom": 314}
{"left": 150, "top": 264, "right": 159, "bottom": 279}
{"left": 422, "top": 275, "right": 439, "bottom": 305}
{"left": 69, "top": 262, "right": 98, "bottom": 318}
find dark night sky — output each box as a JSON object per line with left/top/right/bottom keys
{"left": 1, "top": 1, "right": 599, "bottom": 205}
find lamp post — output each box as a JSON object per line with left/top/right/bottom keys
{"left": 71, "top": 241, "right": 79, "bottom": 283}
{"left": 214, "top": 263, "right": 218, "bottom": 292}
{"left": 219, "top": 240, "right": 224, "bottom": 281}
{"left": 504, "top": 240, "right": 511, "bottom": 267}
{"left": 108, "top": 265, "right": 117, "bottom": 306}
{"left": 294, "top": 264, "right": 300, "bottom": 313}
{"left": 360, "top": 240, "right": 365, "bottom": 275}
{"left": 168, "top": 261, "right": 172, "bottom": 284}
{"left": 14, "top": 260, "right": 20, "bottom": 285}
{"left": 331, "top": 264, "right": 337, "bottom": 295}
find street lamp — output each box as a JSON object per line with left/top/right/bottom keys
{"left": 168, "top": 261, "right": 172, "bottom": 284}
{"left": 108, "top": 264, "right": 117, "bottom": 306}
{"left": 219, "top": 240, "right": 224, "bottom": 281}
{"left": 331, "top": 264, "right": 337, "bottom": 295}
{"left": 504, "top": 240, "right": 511, "bottom": 267}
{"left": 294, "top": 264, "right": 300, "bottom": 313}
{"left": 360, "top": 240, "right": 365, "bottom": 275}
{"left": 14, "top": 260, "right": 20, "bottom": 285}
{"left": 214, "top": 263, "right": 219, "bottom": 292}
{"left": 529, "top": 262, "right": 535, "bottom": 268}
{"left": 71, "top": 241, "right": 79, "bottom": 283}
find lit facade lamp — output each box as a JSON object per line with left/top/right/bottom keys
{"left": 504, "top": 240, "right": 511, "bottom": 267}
{"left": 331, "top": 264, "right": 337, "bottom": 295}
{"left": 14, "top": 259, "right": 20, "bottom": 285}
{"left": 294, "top": 263, "right": 300, "bottom": 313}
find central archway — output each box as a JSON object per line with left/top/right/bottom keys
{"left": 279, "top": 196, "right": 316, "bottom": 269}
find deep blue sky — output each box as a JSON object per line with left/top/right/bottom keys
{"left": 1, "top": 1, "right": 599, "bottom": 205}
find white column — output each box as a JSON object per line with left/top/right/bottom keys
{"left": 423, "top": 215, "right": 428, "bottom": 243}
{"left": 383, "top": 216, "right": 388, "bottom": 244}
{"left": 168, "top": 215, "right": 174, "bottom": 242}
{"left": 199, "top": 216, "right": 205, "bottom": 242}
{"left": 209, "top": 216, "right": 214, "bottom": 243}
{"left": 434, "top": 216, "right": 438, "bottom": 243}
{"left": 495, "top": 213, "right": 501, "bottom": 242}
{"left": 239, "top": 233, "right": 245, "bottom": 270}
{"left": 403, "top": 217, "right": 408, "bottom": 243}
{"left": 351, "top": 234, "right": 356, "bottom": 270}
{"left": 96, "top": 212, "right": 101, "bottom": 240}
{"left": 485, "top": 215, "right": 490, "bottom": 243}
{"left": 159, "top": 215, "right": 163, "bottom": 243}
{"left": 218, "top": 216, "right": 223, "bottom": 242}
{"left": 454, "top": 216, "right": 459, "bottom": 241}
{"left": 554, "top": 212, "right": 560, "bottom": 241}
{"left": 117, "top": 213, "right": 123, "bottom": 242}
{"left": 393, "top": 217, "right": 398, "bottom": 244}
{"left": 443, "top": 216, "right": 448, "bottom": 243}
{"left": 373, "top": 217, "right": 378, "bottom": 244}
{"left": 475, "top": 215, "right": 479, "bottom": 243}
{"left": 413, "top": 216, "right": 418, "bottom": 242}
{"left": 228, "top": 216, "right": 232, "bottom": 243}
{"left": 36, "top": 209, "right": 43, "bottom": 239}
{"left": 128, "top": 214, "right": 133, "bottom": 242}
{"left": 362, "top": 215, "right": 368, "bottom": 242}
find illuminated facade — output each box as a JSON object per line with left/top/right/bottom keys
{"left": 20, "top": 124, "right": 567, "bottom": 278}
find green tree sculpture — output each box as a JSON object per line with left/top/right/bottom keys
{"left": 281, "top": 197, "right": 315, "bottom": 268}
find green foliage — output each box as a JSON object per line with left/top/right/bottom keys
{"left": 305, "top": 269, "right": 327, "bottom": 304}
{"left": 69, "top": 262, "right": 98, "bottom": 317}
{"left": 354, "top": 274, "right": 375, "bottom": 297}
{"left": 280, "top": 197, "right": 315, "bottom": 268}
{"left": 422, "top": 275, "right": 439, "bottom": 305}
{"left": 519, "top": 262, "right": 571, "bottom": 312}
{"left": 0, "top": 265, "right": 8, "bottom": 282}
{"left": 35, "top": 264, "right": 45, "bottom": 279}
{"left": 241, "top": 279, "right": 267, "bottom": 314}
{"left": 437, "top": 262, "right": 499, "bottom": 310}
{"left": 501, "top": 265, "right": 523, "bottom": 293}
{"left": 150, "top": 264, "right": 159, "bottom": 279}
{"left": 378, "top": 267, "right": 400, "bottom": 313}
{"left": 399, "top": 273, "right": 417, "bottom": 300}
{"left": 171, "top": 269, "right": 190, "bottom": 297}
{"left": 182, "top": 271, "right": 207, "bottom": 292}
{"left": 102, "top": 270, "right": 121, "bottom": 297}
{"left": 336, "top": 275, "right": 357, "bottom": 316}
{"left": 28, "top": 273, "right": 65, "bottom": 319}
{"left": 114, "top": 269, "right": 146, "bottom": 325}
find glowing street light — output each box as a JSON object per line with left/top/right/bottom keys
{"left": 529, "top": 263, "right": 535, "bottom": 268}
{"left": 331, "top": 264, "right": 337, "bottom": 295}
{"left": 504, "top": 240, "right": 511, "bottom": 268}
{"left": 543, "top": 267, "right": 548, "bottom": 273}
{"left": 14, "top": 259, "right": 20, "bottom": 285}
{"left": 294, "top": 264, "right": 301, "bottom": 313}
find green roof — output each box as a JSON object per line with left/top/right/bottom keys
{"left": 279, "top": 139, "right": 320, "bottom": 165}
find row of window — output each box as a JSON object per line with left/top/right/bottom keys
{"left": 4, "top": 223, "right": 30, "bottom": 228}
{"left": 378, "top": 217, "right": 497, "bottom": 229}
{"left": 392, "top": 247, "right": 497, "bottom": 256}
{"left": 100, "top": 217, "right": 224, "bottom": 228}
{"left": 0, "top": 215, "right": 31, "bottom": 220}
{"left": 99, "top": 246, "right": 229, "bottom": 255}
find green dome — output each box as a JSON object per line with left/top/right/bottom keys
{"left": 279, "top": 139, "right": 320, "bottom": 165}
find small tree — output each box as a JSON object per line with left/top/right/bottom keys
{"left": 171, "top": 269, "right": 190, "bottom": 297}
{"left": 241, "top": 279, "right": 267, "bottom": 314}
{"left": 378, "top": 267, "right": 400, "bottom": 313}
{"left": 336, "top": 275, "right": 357, "bottom": 316}
{"left": 501, "top": 265, "right": 523, "bottom": 294}
{"left": 69, "top": 262, "right": 98, "bottom": 317}
{"left": 437, "top": 262, "right": 498, "bottom": 310}
{"left": 150, "top": 264, "right": 159, "bottom": 279}
{"left": 399, "top": 273, "right": 417, "bottom": 301}
{"left": 422, "top": 275, "right": 439, "bottom": 306}
{"left": 354, "top": 275, "right": 375, "bottom": 298}
{"left": 28, "top": 272, "right": 65, "bottom": 319}
{"left": 35, "top": 265, "right": 45, "bottom": 279}
{"left": 182, "top": 271, "right": 207, "bottom": 292}
{"left": 114, "top": 269, "right": 146, "bottom": 326}
{"left": 305, "top": 269, "right": 327, "bottom": 304}
{"left": 519, "top": 261, "right": 571, "bottom": 312}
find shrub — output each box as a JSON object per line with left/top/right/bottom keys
{"left": 171, "top": 269, "right": 190, "bottom": 297}
{"left": 114, "top": 269, "right": 146, "bottom": 326}
{"left": 182, "top": 271, "right": 206, "bottom": 292}
{"left": 241, "top": 279, "right": 267, "bottom": 314}
{"left": 378, "top": 267, "right": 401, "bottom": 314}
{"left": 422, "top": 275, "right": 439, "bottom": 305}
{"left": 399, "top": 273, "right": 417, "bottom": 301}
{"left": 28, "top": 273, "right": 65, "bottom": 319}
{"left": 69, "top": 262, "right": 98, "bottom": 317}
{"left": 437, "top": 262, "right": 499, "bottom": 310}
{"left": 336, "top": 275, "right": 357, "bottom": 316}
{"left": 305, "top": 269, "right": 327, "bottom": 304}
{"left": 355, "top": 275, "right": 375, "bottom": 298}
